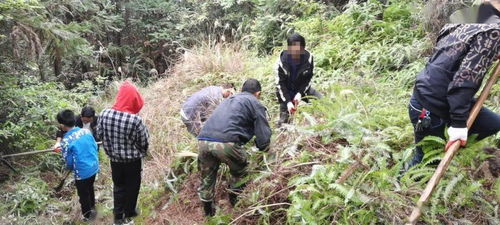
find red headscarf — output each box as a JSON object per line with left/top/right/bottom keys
{"left": 112, "top": 81, "right": 144, "bottom": 114}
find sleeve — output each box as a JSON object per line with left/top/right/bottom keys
{"left": 275, "top": 57, "right": 291, "bottom": 103}
{"left": 297, "top": 55, "right": 314, "bottom": 95}
{"left": 91, "top": 117, "right": 101, "bottom": 142}
{"left": 134, "top": 117, "right": 149, "bottom": 154}
{"left": 253, "top": 103, "right": 272, "bottom": 151}
{"left": 447, "top": 30, "right": 500, "bottom": 128}
{"left": 55, "top": 129, "right": 65, "bottom": 139}
{"left": 62, "top": 143, "right": 74, "bottom": 170}
{"left": 96, "top": 114, "right": 104, "bottom": 142}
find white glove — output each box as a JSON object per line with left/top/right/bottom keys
{"left": 294, "top": 93, "right": 302, "bottom": 102}
{"left": 287, "top": 102, "right": 295, "bottom": 113}
{"left": 446, "top": 127, "right": 467, "bottom": 151}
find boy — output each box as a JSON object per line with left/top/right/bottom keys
{"left": 54, "top": 106, "right": 100, "bottom": 150}
{"left": 56, "top": 109, "right": 99, "bottom": 221}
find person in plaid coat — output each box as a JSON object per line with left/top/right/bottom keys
{"left": 97, "top": 80, "right": 149, "bottom": 225}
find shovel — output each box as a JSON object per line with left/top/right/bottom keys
{"left": 54, "top": 170, "right": 72, "bottom": 192}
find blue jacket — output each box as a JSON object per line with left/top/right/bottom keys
{"left": 61, "top": 127, "right": 99, "bottom": 180}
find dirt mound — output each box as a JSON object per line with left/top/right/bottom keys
{"left": 147, "top": 173, "right": 238, "bottom": 225}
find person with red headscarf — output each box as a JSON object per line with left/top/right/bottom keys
{"left": 96, "top": 80, "right": 149, "bottom": 225}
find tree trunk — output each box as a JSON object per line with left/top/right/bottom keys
{"left": 53, "top": 47, "right": 62, "bottom": 77}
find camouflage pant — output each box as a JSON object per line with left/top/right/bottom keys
{"left": 197, "top": 140, "right": 248, "bottom": 202}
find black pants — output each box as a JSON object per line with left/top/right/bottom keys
{"left": 75, "top": 174, "right": 96, "bottom": 218}
{"left": 278, "top": 87, "right": 322, "bottom": 125}
{"left": 111, "top": 159, "right": 142, "bottom": 220}
{"left": 408, "top": 96, "right": 500, "bottom": 168}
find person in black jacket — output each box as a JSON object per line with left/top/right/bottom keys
{"left": 197, "top": 79, "right": 272, "bottom": 217}
{"left": 407, "top": 1, "right": 500, "bottom": 169}
{"left": 276, "top": 33, "right": 322, "bottom": 126}
{"left": 53, "top": 106, "right": 100, "bottom": 150}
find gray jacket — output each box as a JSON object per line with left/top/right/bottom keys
{"left": 182, "top": 86, "right": 223, "bottom": 122}
{"left": 198, "top": 92, "right": 272, "bottom": 151}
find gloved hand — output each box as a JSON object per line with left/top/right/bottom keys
{"left": 294, "top": 93, "right": 302, "bottom": 102}
{"left": 445, "top": 127, "right": 468, "bottom": 151}
{"left": 287, "top": 102, "right": 295, "bottom": 114}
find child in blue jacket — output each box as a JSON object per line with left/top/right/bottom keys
{"left": 56, "top": 109, "right": 99, "bottom": 221}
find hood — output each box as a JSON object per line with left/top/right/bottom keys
{"left": 112, "top": 81, "right": 144, "bottom": 114}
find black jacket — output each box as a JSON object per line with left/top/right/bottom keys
{"left": 198, "top": 92, "right": 272, "bottom": 151}
{"left": 413, "top": 15, "right": 500, "bottom": 128}
{"left": 275, "top": 50, "right": 314, "bottom": 103}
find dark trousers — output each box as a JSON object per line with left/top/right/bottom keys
{"left": 278, "top": 87, "right": 322, "bottom": 125}
{"left": 111, "top": 159, "right": 142, "bottom": 220}
{"left": 75, "top": 174, "right": 96, "bottom": 218}
{"left": 408, "top": 96, "right": 500, "bottom": 168}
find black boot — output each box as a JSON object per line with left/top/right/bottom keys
{"left": 228, "top": 184, "right": 246, "bottom": 207}
{"left": 202, "top": 201, "right": 216, "bottom": 217}
{"left": 228, "top": 192, "right": 238, "bottom": 207}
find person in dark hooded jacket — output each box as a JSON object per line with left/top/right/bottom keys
{"left": 407, "top": 1, "right": 500, "bottom": 169}
{"left": 97, "top": 80, "right": 149, "bottom": 225}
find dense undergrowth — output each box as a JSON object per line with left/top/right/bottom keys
{"left": 1, "top": 0, "right": 499, "bottom": 224}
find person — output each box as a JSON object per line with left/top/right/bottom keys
{"left": 406, "top": 0, "right": 500, "bottom": 169}
{"left": 55, "top": 109, "right": 99, "bottom": 221}
{"left": 196, "top": 79, "right": 272, "bottom": 217}
{"left": 275, "top": 33, "right": 322, "bottom": 126}
{"left": 53, "top": 106, "right": 100, "bottom": 150}
{"left": 96, "top": 81, "right": 149, "bottom": 225}
{"left": 181, "top": 83, "right": 235, "bottom": 136}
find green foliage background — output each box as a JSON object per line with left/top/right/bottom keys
{"left": 0, "top": 0, "right": 498, "bottom": 224}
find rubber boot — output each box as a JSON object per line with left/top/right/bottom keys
{"left": 228, "top": 184, "right": 246, "bottom": 207}
{"left": 202, "top": 201, "right": 216, "bottom": 217}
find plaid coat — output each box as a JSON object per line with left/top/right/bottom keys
{"left": 97, "top": 109, "right": 149, "bottom": 162}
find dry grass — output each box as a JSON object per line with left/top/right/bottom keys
{"left": 138, "top": 42, "right": 250, "bottom": 184}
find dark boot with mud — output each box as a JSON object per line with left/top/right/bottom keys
{"left": 202, "top": 201, "right": 216, "bottom": 217}
{"left": 228, "top": 184, "right": 246, "bottom": 207}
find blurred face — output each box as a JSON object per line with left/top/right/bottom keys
{"left": 222, "top": 89, "right": 235, "bottom": 98}
{"left": 81, "top": 116, "right": 93, "bottom": 124}
{"left": 287, "top": 42, "right": 304, "bottom": 59}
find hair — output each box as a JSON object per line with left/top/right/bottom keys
{"left": 57, "top": 110, "right": 76, "bottom": 127}
{"left": 221, "top": 83, "right": 235, "bottom": 89}
{"left": 81, "top": 106, "right": 96, "bottom": 118}
{"left": 287, "top": 33, "right": 306, "bottom": 47}
{"left": 241, "top": 79, "right": 262, "bottom": 94}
